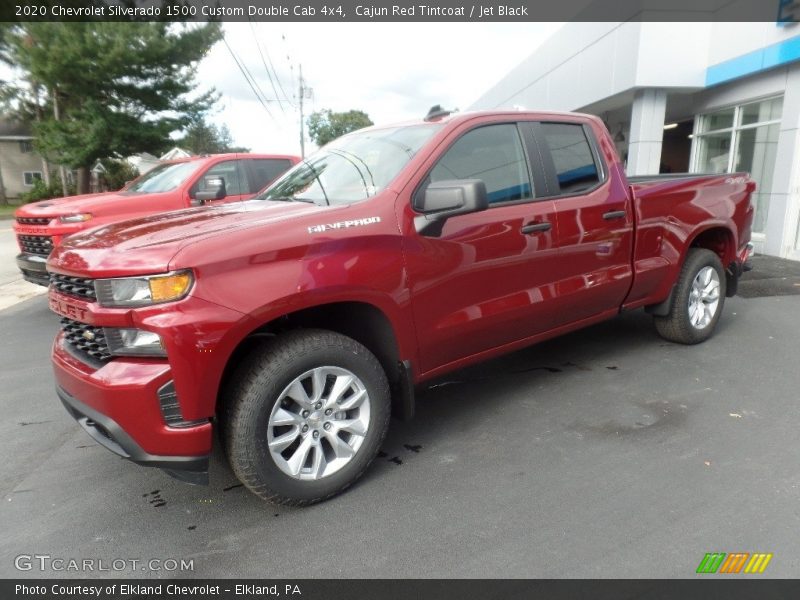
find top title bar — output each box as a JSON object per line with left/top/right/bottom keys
{"left": 2, "top": 0, "right": 799, "bottom": 22}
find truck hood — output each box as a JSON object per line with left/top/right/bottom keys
{"left": 48, "top": 200, "right": 325, "bottom": 277}
{"left": 15, "top": 191, "right": 157, "bottom": 217}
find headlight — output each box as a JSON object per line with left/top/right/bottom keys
{"left": 94, "top": 271, "right": 193, "bottom": 307}
{"left": 104, "top": 328, "right": 166, "bottom": 357}
{"left": 59, "top": 213, "right": 92, "bottom": 223}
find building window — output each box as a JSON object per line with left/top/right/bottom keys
{"left": 23, "top": 171, "right": 43, "bottom": 186}
{"left": 692, "top": 97, "right": 783, "bottom": 234}
{"left": 19, "top": 140, "right": 34, "bottom": 153}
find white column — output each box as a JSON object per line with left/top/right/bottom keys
{"left": 626, "top": 89, "right": 667, "bottom": 176}
{"left": 763, "top": 64, "right": 800, "bottom": 259}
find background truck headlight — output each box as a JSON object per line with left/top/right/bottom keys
{"left": 59, "top": 213, "right": 93, "bottom": 223}
{"left": 95, "top": 271, "right": 193, "bottom": 307}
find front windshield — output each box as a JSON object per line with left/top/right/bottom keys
{"left": 258, "top": 124, "right": 442, "bottom": 205}
{"left": 125, "top": 161, "right": 199, "bottom": 193}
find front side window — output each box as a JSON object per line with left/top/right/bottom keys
{"left": 194, "top": 160, "right": 246, "bottom": 196}
{"left": 259, "top": 124, "right": 441, "bottom": 206}
{"left": 693, "top": 96, "right": 783, "bottom": 233}
{"left": 539, "top": 123, "right": 601, "bottom": 195}
{"left": 125, "top": 161, "right": 199, "bottom": 194}
{"left": 427, "top": 124, "right": 532, "bottom": 204}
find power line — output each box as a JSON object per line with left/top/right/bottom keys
{"left": 278, "top": 33, "right": 296, "bottom": 104}
{"left": 222, "top": 35, "right": 275, "bottom": 121}
{"left": 248, "top": 20, "right": 287, "bottom": 114}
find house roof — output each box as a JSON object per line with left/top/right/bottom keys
{"left": 0, "top": 118, "right": 33, "bottom": 139}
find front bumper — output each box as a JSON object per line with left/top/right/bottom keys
{"left": 16, "top": 252, "right": 50, "bottom": 286}
{"left": 57, "top": 385, "right": 209, "bottom": 485}
{"left": 52, "top": 335, "right": 213, "bottom": 485}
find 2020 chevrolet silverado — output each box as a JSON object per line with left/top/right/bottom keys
{"left": 45, "top": 110, "right": 755, "bottom": 505}
{"left": 14, "top": 153, "right": 299, "bottom": 285}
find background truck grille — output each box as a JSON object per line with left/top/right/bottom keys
{"left": 60, "top": 317, "right": 112, "bottom": 363}
{"left": 50, "top": 273, "right": 96, "bottom": 300}
{"left": 16, "top": 217, "right": 51, "bottom": 225}
{"left": 18, "top": 234, "right": 53, "bottom": 256}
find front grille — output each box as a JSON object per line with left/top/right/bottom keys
{"left": 18, "top": 234, "right": 53, "bottom": 256}
{"left": 50, "top": 273, "right": 96, "bottom": 300}
{"left": 16, "top": 217, "right": 51, "bottom": 225}
{"left": 60, "top": 317, "right": 112, "bottom": 363}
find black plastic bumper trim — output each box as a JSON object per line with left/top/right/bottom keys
{"left": 56, "top": 385, "right": 209, "bottom": 485}
{"left": 16, "top": 253, "right": 50, "bottom": 286}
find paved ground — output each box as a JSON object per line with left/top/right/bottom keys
{"left": 0, "top": 284, "right": 798, "bottom": 578}
{"left": 0, "top": 225, "right": 47, "bottom": 311}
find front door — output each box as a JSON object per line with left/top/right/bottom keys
{"left": 401, "top": 122, "right": 562, "bottom": 374}
{"left": 191, "top": 159, "right": 249, "bottom": 205}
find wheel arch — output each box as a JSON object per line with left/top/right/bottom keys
{"left": 686, "top": 224, "right": 739, "bottom": 297}
{"left": 217, "top": 300, "right": 413, "bottom": 420}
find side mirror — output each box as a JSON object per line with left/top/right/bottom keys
{"left": 193, "top": 176, "right": 227, "bottom": 204}
{"left": 415, "top": 179, "right": 488, "bottom": 235}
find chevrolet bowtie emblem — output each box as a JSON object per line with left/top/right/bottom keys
{"left": 82, "top": 330, "right": 96, "bottom": 341}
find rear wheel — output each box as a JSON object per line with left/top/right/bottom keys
{"left": 654, "top": 248, "right": 726, "bottom": 344}
{"left": 223, "top": 329, "right": 391, "bottom": 505}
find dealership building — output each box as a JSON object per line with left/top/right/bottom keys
{"left": 470, "top": 21, "right": 800, "bottom": 261}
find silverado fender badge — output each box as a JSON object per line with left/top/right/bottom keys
{"left": 308, "top": 216, "right": 381, "bottom": 234}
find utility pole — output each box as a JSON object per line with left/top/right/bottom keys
{"left": 298, "top": 64, "right": 305, "bottom": 159}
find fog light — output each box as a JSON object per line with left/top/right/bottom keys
{"left": 104, "top": 328, "right": 166, "bottom": 357}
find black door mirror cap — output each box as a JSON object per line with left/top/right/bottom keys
{"left": 415, "top": 179, "right": 488, "bottom": 236}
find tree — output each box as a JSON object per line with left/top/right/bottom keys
{"left": 179, "top": 117, "right": 250, "bottom": 155}
{"left": 0, "top": 22, "right": 223, "bottom": 194}
{"left": 307, "top": 109, "right": 373, "bottom": 147}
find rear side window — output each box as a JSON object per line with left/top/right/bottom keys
{"left": 429, "top": 124, "right": 532, "bottom": 204}
{"left": 539, "top": 123, "right": 601, "bottom": 195}
{"left": 250, "top": 158, "right": 293, "bottom": 192}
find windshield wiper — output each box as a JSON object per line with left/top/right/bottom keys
{"left": 265, "top": 196, "right": 317, "bottom": 204}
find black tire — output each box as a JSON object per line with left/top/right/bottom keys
{"left": 222, "top": 329, "right": 391, "bottom": 506}
{"left": 654, "top": 248, "right": 726, "bottom": 344}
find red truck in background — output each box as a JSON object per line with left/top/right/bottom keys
{"left": 14, "top": 153, "right": 300, "bottom": 286}
{"left": 45, "top": 109, "right": 755, "bottom": 506}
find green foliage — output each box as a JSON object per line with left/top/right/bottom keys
{"left": 101, "top": 159, "right": 139, "bottom": 191}
{"left": 179, "top": 117, "right": 250, "bottom": 155}
{"left": 0, "top": 22, "right": 222, "bottom": 186}
{"left": 19, "top": 173, "right": 75, "bottom": 203}
{"left": 307, "top": 109, "right": 374, "bottom": 147}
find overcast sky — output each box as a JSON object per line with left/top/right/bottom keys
{"left": 0, "top": 22, "right": 562, "bottom": 156}
{"left": 198, "top": 22, "right": 562, "bottom": 155}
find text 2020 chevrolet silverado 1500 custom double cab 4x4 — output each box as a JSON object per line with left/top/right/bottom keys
{"left": 45, "top": 110, "right": 755, "bottom": 505}
{"left": 14, "top": 153, "right": 299, "bottom": 286}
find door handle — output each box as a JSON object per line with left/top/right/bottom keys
{"left": 521, "top": 222, "right": 552, "bottom": 234}
{"left": 603, "top": 210, "right": 627, "bottom": 221}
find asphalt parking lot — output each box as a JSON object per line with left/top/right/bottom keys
{"left": 1, "top": 267, "right": 799, "bottom": 579}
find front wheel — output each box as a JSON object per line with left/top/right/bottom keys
{"left": 654, "top": 248, "right": 726, "bottom": 344}
{"left": 222, "top": 329, "right": 391, "bottom": 506}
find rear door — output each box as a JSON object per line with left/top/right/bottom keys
{"left": 531, "top": 121, "right": 633, "bottom": 324}
{"left": 403, "top": 121, "right": 562, "bottom": 373}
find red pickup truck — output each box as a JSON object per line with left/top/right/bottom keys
{"left": 45, "top": 110, "right": 755, "bottom": 505}
{"left": 14, "top": 153, "right": 299, "bottom": 286}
